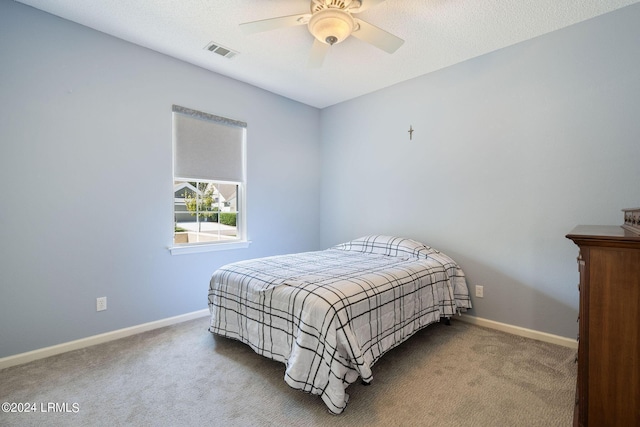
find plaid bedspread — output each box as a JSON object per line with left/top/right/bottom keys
{"left": 208, "top": 242, "right": 471, "bottom": 414}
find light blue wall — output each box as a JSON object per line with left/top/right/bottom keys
{"left": 320, "top": 3, "right": 640, "bottom": 338}
{"left": 2, "top": 1, "right": 639, "bottom": 359}
{"left": 0, "top": 1, "right": 321, "bottom": 358}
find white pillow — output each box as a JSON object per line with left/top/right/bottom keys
{"left": 333, "top": 235, "right": 435, "bottom": 259}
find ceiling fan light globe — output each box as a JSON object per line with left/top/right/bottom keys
{"left": 308, "top": 9, "right": 354, "bottom": 45}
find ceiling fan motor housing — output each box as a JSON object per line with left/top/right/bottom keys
{"left": 310, "top": 0, "right": 359, "bottom": 13}
{"left": 308, "top": 8, "right": 355, "bottom": 45}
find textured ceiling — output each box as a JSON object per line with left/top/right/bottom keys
{"left": 15, "top": 0, "right": 640, "bottom": 108}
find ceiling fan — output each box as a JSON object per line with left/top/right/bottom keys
{"left": 239, "top": 0, "right": 404, "bottom": 67}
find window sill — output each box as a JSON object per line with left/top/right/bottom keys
{"left": 169, "top": 240, "right": 251, "bottom": 255}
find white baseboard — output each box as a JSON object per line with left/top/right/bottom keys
{"left": 1, "top": 310, "right": 576, "bottom": 371}
{"left": 457, "top": 314, "right": 578, "bottom": 349}
{"left": 0, "top": 309, "right": 210, "bottom": 370}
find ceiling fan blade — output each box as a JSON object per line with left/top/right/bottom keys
{"left": 308, "top": 39, "right": 330, "bottom": 68}
{"left": 350, "top": 0, "right": 386, "bottom": 13}
{"left": 240, "top": 13, "right": 310, "bottom": 35}
{"left": 351, "top": 18, "right": 404, "bottom": 53}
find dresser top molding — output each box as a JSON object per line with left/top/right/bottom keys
{"left": 567, "top": 225, "right": 640, "bottom": 249}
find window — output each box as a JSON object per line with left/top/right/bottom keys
{"left": 170, "top": 105, "right": 247, "bottom": 254}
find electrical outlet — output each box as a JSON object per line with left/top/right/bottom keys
{"left": 96, "top": 297, "right": 107, "bottom": 311}
{"left": 475, "top": 285, "right": 484, "bottom": 298}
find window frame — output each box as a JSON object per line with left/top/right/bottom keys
{"left": 169, "top": 105, "right": 249, "bottom": 255}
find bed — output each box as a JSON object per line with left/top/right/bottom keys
{"left": 208, "top": 235, "right": 472, "bottom": 414}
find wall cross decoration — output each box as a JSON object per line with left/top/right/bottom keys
{"left": 408, "top": 125, "right": 414, "bottom": 140}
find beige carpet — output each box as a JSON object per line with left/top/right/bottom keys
{"left": 0, "top": 317, "right": 576, "bottom": 426}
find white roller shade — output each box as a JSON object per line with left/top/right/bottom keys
{"left": 173, "top": 105, "right": 246, "bottom": 182}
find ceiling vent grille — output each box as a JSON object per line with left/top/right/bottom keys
{"left": 204, "top": 42, "right": 238, "bottom": 59}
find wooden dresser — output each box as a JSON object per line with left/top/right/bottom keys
{"left": 566, "top": 225, "right": 640, "bottom": 426}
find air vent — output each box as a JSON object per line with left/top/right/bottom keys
{"left": 204, "top": 42, "right": 238, "bottom": 59}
